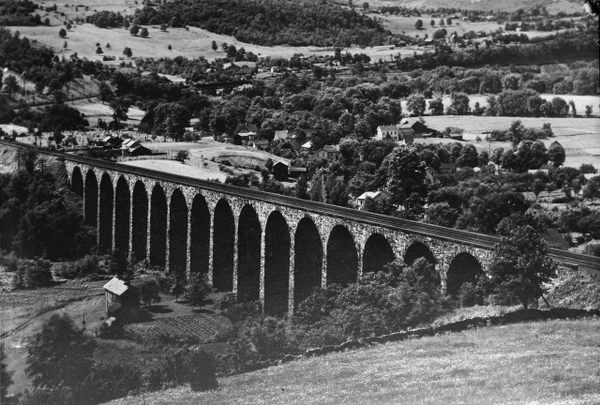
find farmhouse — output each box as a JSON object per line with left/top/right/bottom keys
{"left": 376, "top": 125, "right": 400, "bottom": 141}
{"left": 356, "top": 190, "right": 391, "bottom": 209}
{"left": 103, "top": 277, "right": 139, "bottom": 315}
{"left": 316, "top": 145, "right": 340, "bottom": 160}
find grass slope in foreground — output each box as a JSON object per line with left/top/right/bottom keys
{"left": 109, "top": 319, "right": 600, "bottom": 405}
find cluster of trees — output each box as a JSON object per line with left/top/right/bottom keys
{"left": 394, "top": 26, "right": 597, "bottom": 74}
{"left": 132, "top": 0, "right": 389, "bottom": 47}
{"left": 85, "top": 10, "right": 126, "bottom": 28}
{"left": 13, "top": 313, "right": 217, "bottom": 404}
{"left": 135, "top": 56, "right": 256, "bottom": 84}
{"left": 0, "top": 161, "right": 94, "bottom": 261}
{"left": 0, "top": 0, "right": 41, "bottom": 26}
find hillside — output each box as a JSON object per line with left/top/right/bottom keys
{"left": 355, "top": 0, "right": 581, "bottom": 13}
{"left": 108, "top": 318, "right": 600, "bottom": 404}
{"left": 131, "top": 0, "right": 389, "bottom": 47}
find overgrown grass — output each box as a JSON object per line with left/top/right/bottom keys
{"left": 108, "top": 318, "right": 600, "bottom": 404}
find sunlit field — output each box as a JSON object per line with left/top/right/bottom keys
{"left": 108, "top": 318, "right": 600, "bottom": 405}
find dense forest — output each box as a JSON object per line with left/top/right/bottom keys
{"left": 0, "top": 0, "right": 42, "bottom": 26}
{"left": 131, "top": 0, "right": 389, "bottom": 46}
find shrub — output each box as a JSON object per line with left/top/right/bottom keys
{"left": 457, "top": 281, "right": 484, "bottom": 307}
{"left": 83, "top": 362, "right": 143, "bottom": 404}
{"left": 187, "top": 350, "right": 218, "bottom": 391}
{"left": 185, "top": 273, "right": 212, "bottom": 309}
{"left": 13, "top": 259, "right": 53, "bottom": 289}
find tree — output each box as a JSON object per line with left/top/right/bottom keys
{"left": 507, "top": 120, "right": 525, "bottom": 149}
{"left": 110, "top": 97, "right": 130, "bottom": 128}
{"left": 583, "top": 176, "right": 600, "bottom": 199}
{"left": 139, "top": 27, "right": 149, "bottom": 38}
{"left": 446, "top": 92, "right": 470, "bottom": 115}
{"left": 406, "top": 94, "right": 426, "bottom": 116}
{"left": 4, "top": 75, "right": 19, "bottom": 97}
{"left": 95, "top": 46, "right": 103, "bottom": 54}
{"left": 428, "top": 98, "right": 443, "bottom": 115}
{"left": 123, "top": 47, "right": 132, "bottom": 57}
{"left": 432, "top": 28, "right": 447, "bottom": 40}
{"left": 295, "top": 174, "right": 309, "bottom": 199}
{"left": 187, "top": 350, "right": 218, "bottom": 391}
{"left": 381, "top": 146, "right": 427, "bottom": 205}
{"left": 170, "top": 275, "right": 185, "bottom": 302}
{"left": 548, "top": 141, "right": 565, "bottom": 167}
{"left": 415, "top": 19, "right": 423, "bottom": 30}
{"left": 98, "top": 81, "right": 114, "bottom": 103}
{"left": 211, "top": 40, "right": 218, "bottom": 51}
{"left": 186, "top": 274, "right": 212, "bottom": 309}
{"left": 0, "top": 345, "right": 12, "bottom": 402}
{"left": 59, "top": 28, "right": 67, "bottom": 38}
{"left": 489, "top": 226, "right": 557, "bottom": 309}
{"left": 129, "top": 24, "right": 139, "bottom": 36}
{"left": 584, "top": 105, "right": 593, "bottom": 117}
{"left": 152, "top": 102, "right": 190, "bottom": 141}
{"left": 26, "top": 314, "right": 95, "bottom": 390}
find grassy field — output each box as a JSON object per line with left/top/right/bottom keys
{"left": 13, "top": 22, "right": 422, "bottom": 64}
{"left": 418, "top": 115, "right": 600, "bottom": 168}
{"left": 351, "top": 0, "right": 581, "bottom": 13}
{"left": 376, "top": 13, "right": 572, "bottom": 38}
{"left": 108, "top": 318, "right": 600, "bottom": 405}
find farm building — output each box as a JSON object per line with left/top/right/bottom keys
{"left": 376, "top": 125, "right": 400, "bottom": 141}
{"left": 103, "top": 277, "right": 139, "bottom": 316}
{"left": 356, "top": 190, "right": 392, "bottom": 209}
{"left": 121, "top": 139, "right": 151, "bottom": 156}
{"left": 315, "top": 145, "right": 340, "bottom": 160}
{"left": 273, "top": 161, "right": 289, "bottom": 181}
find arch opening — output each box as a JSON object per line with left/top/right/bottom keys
{"left": 264, "top": 211, "right": 290, "bottom": 315}
{"left": 404, "top": 241, "right": 436, "bottom": 266}
{"left": 84, "top": 170, "right": 98, "bottom": 227}
{"left": 363, "top": 233, "right": 395, "bottom": 273}
{"left": 237, "top": 205, "right": 261, "bottom": 303}
{"left": 169, "top": 190, "right": 188, "bottom": 277}
{"left": 326, "top": 225, "right": 358, "bottom": 286}
{"left": 114, "top": 177, "right": 130, "bottom": 255}
{"left": 446, "top": 252, "right": 484, "bottom": 297}
{"left": 213, "top": 199, "right": 234, "bottom": 291}
{"left": 150, "top": 185, "right": 167, "bottom": 267}
{"left": 131, "top": 181, "right": 148, "bottom": 261}
{"left": 190, "top": 195, "right": 210, "bottom": 276}
{"left": 71, "top": 167, "right": 83, "bottom": 197}
{"left": 294, "top": 217, "right": 322, "bottom": 306}
{"left": 98, "top": 173, "right": 113, "bottom": 253}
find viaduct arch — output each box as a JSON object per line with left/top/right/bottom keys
{"left": 61, "top": 156, "right": 600, "bottom": 317}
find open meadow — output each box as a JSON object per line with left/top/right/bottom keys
{"left": 345, "top": 0, "right": 581, "bottom": 13}
{"left": 13, "top": 22, "right": 423, "bottom": 63}
{"left": 419, "top": 115, "right": 600, "bottom": 168}
{"left": 108, "top": 318, "right": 600, "bottom": 405}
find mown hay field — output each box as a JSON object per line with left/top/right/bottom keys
{"left": 108, "top": 318, "right": 600, "bottom": 405}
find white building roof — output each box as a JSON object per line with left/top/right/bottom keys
{"left": 357, "top": 191, "right": 382, "bottom": 200}
{"left": 103, "top": 277, "right": 129, "bottom": 296}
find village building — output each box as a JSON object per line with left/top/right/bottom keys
{"left": 121, "top": 139, "right": 151, "bottom": 156}
{"left": 272, "top": 161, "right": 289, "bottom": 181}
{"left": 289, "top": 166, "right": 307, "bottom": 179}
{"left": 356, "top": 190, "right": 392, "bottom": 209}
{"left": 103, "top": 277, "right": 139, "bottom": 316}
{"left": 316, "top": 145, "right": 340, "bottom": 160}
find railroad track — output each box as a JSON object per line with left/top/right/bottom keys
{"left": 3, "top": 140, "right": 599, "bottom": 270}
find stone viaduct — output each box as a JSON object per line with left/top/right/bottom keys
{"left": 65, "top": 158, "right": 499, "bottom": 316}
